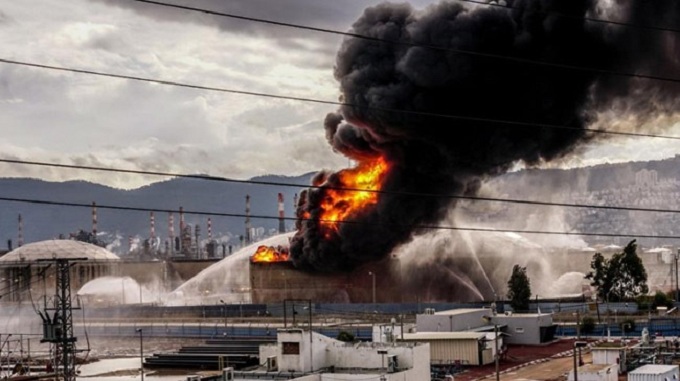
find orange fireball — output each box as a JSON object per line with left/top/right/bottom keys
{"left": 251, "top": 245, "right": 290, "bottom": 263}
{"left": 319, "top": 157, "right": 389, "bottom": 232}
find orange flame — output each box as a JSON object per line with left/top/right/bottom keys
{"left": 251, "top": 245, "right": 290, "bottom": 263}
{"left": 319, "top": 157, "right": 389, "bottom": 232}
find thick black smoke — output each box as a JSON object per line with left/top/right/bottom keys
{"left": 290, "top": 0, "right": 680, "bottom": 273}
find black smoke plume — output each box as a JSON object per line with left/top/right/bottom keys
{"left": 290, "top": 0, "right": 680, "bottom": 273}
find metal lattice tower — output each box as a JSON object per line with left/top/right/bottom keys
{"left": 38, "top": 257, "right": 88, "bottom": 381}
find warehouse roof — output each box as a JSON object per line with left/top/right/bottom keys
{"left": 401, "top": 332, "right": 487, "bottom": 340}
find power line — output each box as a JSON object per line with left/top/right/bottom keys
{"left": 1, "top": 58, "right": 679, "bottom": 142}
{"left": 0, "top": 195, "right": 674, "bottom": 241}
{"left": 4, "top": 157, "right": 680, "bottom": 215}
{"left": 130, "top": 0, "right": 680, "bottom": 85}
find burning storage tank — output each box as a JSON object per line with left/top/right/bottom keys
{"left": 249, "top": 245, "right": 488, "bottom": 303}
{"left": 249, "top": 245, "right": 360, "bottom": 303}
{"left": 0, "top": 239, "right": 121, "bottom": 303}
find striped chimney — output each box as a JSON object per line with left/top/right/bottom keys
{"left": 150, "top": 211, "right": 156, "bottom": 240}
{"left": 179, "top": 206, "right": 185, "bottom": 232}
{"left": 179, "top": 206, "right": 185, "bottom": 253}
{"left": 169, "top": 212, "right": 175, "bottom": 241}
{"left": 278, "top": 193, "right": 285, "bottom": 233}
{"left": 245, "top": 195, "right": 251, "bottom": 245}
{"left": 17, "top": 213, "right": 23, "bottom": 247}
{"left": 207, "top": 217, "right": 212, "bottom": 241}
{"left": 92, "top": 201, "right": 98, "bottom": 236}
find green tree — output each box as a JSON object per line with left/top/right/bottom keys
{"left": 653, "top": 291, "right": 673, "bottom": 309}
{"left": 336, "top": 331, "right": 355, "bottom": 342}
{"left": 507, "top": 264, "right": 531, "bottom": 311}
{"left": 581, "top": 316, "right": 596, "bottom": 334}
{"left": 585, "top": 239, "right": 648, "bottom": 301}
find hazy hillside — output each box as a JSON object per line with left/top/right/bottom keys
{"left": 3, "top": 155, "right": 680, "bottom": 254}
{"left": 492, "top": 155, "right": 680, "bottom": 195}
{"left": 0, "top": 173, "right": 314, "bottom": 254}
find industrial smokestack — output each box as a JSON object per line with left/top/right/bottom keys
{"left": 17, "top": 214, "right": 23, "bottom": 247}
{"left": 150, "top": 211, "right": 156, "bottom": 240}
{"left": 194, "top": 224, "right": 201, "bottom": 259}
{"left": 92, "top": 201, "right": 97, "bottom": 237}
{"left": 168, "top": 212, "right": 175, "bottom": 254}
{"left": 207, "top": 217, "right": 212, "bottom": 241}
{"left": 290, "top": 0, "right": 680, "bottom": 274}
{"left": 245, "top": 195, "right": 251, "bottom": 245}
{"left": 278, "top": 193, "right": 285, "bottom": 233}
{"left": 179, "top": 206, "right": 185, "bottom": 253}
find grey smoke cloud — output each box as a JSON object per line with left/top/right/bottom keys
{"left": 290, "top": 0, "right": 680, "bottom": 273}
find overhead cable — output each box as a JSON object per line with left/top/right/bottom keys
{"left": 130, "top": 0, "right": 680, "bottom": 85}
{"left": 1, "top": 58, "right": 679, "bottom": 141}
{"left": 0, "top": 195, "right": 673, "bottom": 240}
{"left": 3, "top": 157, "right": 680, "bottom": 215}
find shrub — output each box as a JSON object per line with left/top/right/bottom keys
{"left": 336, "top": 331, "right": 355, "bottom": 342}
{"left": 582, "top": 316, "right": 596, "bottom": 334}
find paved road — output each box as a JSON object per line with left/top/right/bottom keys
{"left": 453, "top": 339, "right": 593, "bottom": 381}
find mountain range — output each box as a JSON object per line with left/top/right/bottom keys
{"left": 3, "top": 154, "right": 680, "bottom": 254}
{"left": 0, "top": 173, "right": 314, "bottom": 254}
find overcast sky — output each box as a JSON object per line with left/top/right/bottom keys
{"left": 2, "top": 0, "right": 680, "bottom": 190}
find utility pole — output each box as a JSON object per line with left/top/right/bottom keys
{"left": 37, "top": 257, "right": 88, "bottom": 381}
{"left": 572, "top": 341, "right": 588, "bottom": 381}
{"left": 675, "top": 249, "right": 680, "bottom": 302}
{"left": 494, "top": 324, "right": 500, "bottom": 381}
{"left": 136, "top": 328, "right": 144, "bottom": 381}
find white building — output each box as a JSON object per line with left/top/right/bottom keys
{"left": 237, "top": 328, "right": 431, "bottom": 380}
{"left": 591, "top": 345, "right": 626, "bottom": 374}
{"left": 628, "top": 364, "right": 679, "bottom": 381}
{"left": 415, "top": 307, "right": 556, "bottom": 345}
{"left": 399, "top": 332, "right": 499, "bottom": 366}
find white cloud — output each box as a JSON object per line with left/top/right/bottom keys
{"left": 0, "top": 0, "right": 360, "bottom": 188}
{"left": 2, "top": 0, "right": 680, "bottom": 191}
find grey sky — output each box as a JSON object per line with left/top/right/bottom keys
{"left": 1, "top": 0, "right": 679, "bottom": 189}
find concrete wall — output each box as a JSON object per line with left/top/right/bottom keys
{"left": 278, "top": 329, "right": 311, "bottom": 372}
{"left": 273, "top": 328, "right": 430, "bottom": 379}
{"left": 259, "top": 343, "right": 278, "bottom": 365}
{"left": 328, "top": 342, "right": 431, "bottom": 379}
{"left": 493, "top": 313, "right": 554, "bottom": 345}
{"left": 250, "top": 262, "right": 357, "bottom": 304}
{"left": 592, "top": 347, "right": 625, "bottom": 374}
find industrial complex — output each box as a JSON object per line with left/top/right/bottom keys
{"left": 0, "top": 192, "right": 680, "bottom": 381}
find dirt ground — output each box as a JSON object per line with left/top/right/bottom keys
{"left": 450, "top": 338, "right": 600, "bottom": 381}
